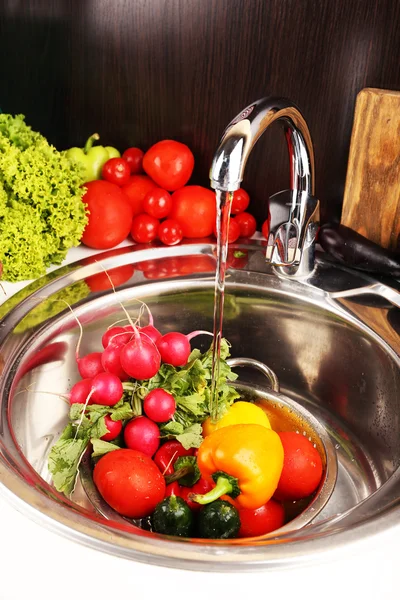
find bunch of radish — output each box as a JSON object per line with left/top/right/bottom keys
{"left": 70, "top": 306, "right": 212, "bottom": 457}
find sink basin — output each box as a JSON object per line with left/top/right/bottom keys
{"left": 0, "top": 241, "right": 399, "bottom": 571}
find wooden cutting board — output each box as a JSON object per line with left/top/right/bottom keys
{"left": 341, "top": 87, "right": 400, "bottom": 251}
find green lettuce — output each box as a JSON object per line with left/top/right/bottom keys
{"left": 0, "top": 114, "right": 87, "bottom": 282}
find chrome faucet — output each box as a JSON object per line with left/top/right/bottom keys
{"left": 210, "top": 97, "right": 320, "bottom": 277}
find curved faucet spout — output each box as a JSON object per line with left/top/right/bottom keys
{"left": 210, "top": 97, "right": 315, "bottom": 194}
{"left": 210, "top": 97, "right": 319, "bottom": 277}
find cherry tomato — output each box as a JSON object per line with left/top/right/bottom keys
{"left": 143, "top": 140, "right": 194, "bottom": 191}
{"left": 122, "top": 175, "right": 157, "bottom": 217}
{"left": 234, "top": 212, "right": 257, "bottom": 238}
{"left": 130, "top": 213, "right": 159, "bottom": 243}
{"left": 226, "top": 221, "right": 240, "bottom": 243}
{"left": 170, "top": 186, "right": 216, "bottom": 238}
{"left": 230, "top": 189, "right": 250, "bottom": 214}
{"left": 85, "top": 264, "right": 135, "bottom": 292}
{"left": 143, "top": 188, "right": 172, "bottom": 219}
{"left": 158, "top": 219, "right": 183, "bottom": 246}
{"left": 274, "top": 431, "right": 323, "bottom": 501}
{"left": 93, "top": 449, "right": 165, "bottom": 518}
{"left": 81, "top": 181, "right": 133, "bottom": 249}
{"left": 238, "top": 500, "right": 285, "bottom": 537}
{"left": 122, "top": 147, "right": 144, "bottom": 174}
{"left": 262, "top": 215, "right": 271, "bottom": 240}
{"left": 214, "top": 218, "right": 240, "bottom": 243}
{"left": 154, "top": 441, "right": 194, "bottom": 475}
{"left": 101, "top": 157, "right": 131, "bottom": 186}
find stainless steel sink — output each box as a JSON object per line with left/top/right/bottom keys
{"left": 0, "top": 241, "right": 399, "bottom": 571}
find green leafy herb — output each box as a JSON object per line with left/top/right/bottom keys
{"left": 176, "top": 423, "right": 204, "bottom": 450}
{"left": 138, "top": 339, "right": 239, "bottom": 447}
{"left": 91, "top": 439, "right": 121, "bottom": 458}
{"left": 47, "top": 424, "right": 89, "bottom": 495}
{"left": 48, "top": 400, "right": 133, "bottom": 495}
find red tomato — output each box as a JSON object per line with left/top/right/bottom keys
{"left": 143, "top": 140, "right": 194, "bottom": 191}
{"left": 234, "top": 212, "right": 257, "bottom": 238}
{"left": 170, "top": 186, "right": 216, "bottom": 238}
{"left": 262, "top": 215, "right": 271, "bottom": 240}
{"left": 153, "top": 441, "right": 194, "bottom": 475}
{"left": 238, "top": 500, "right": 285, "bottom": 538}
{"left": 230, "top": 189, "right": 250, "bottom": 214}
{"left": 85, "top": 264, "right": 135, "bottom": 292}
{"left": 101, "top": 158, "right": 131, "bottom": 186}
{"left": 122, "top": 175, "right": 157, "bottom": 217}
{"left": 158, "top": 219, "right": 183, "bottom": 246}
{"left": 214, "top": 218, "right": 241, "bottom": 243}
{"left": 81, "top": 180, "right": 133, "bottom": 249}
{"left": 143, "top": 188, "right": 172, "bottom": 219}
{"left": 122, "top": 147, "right": 144, "bottom": 174}
{"left": 93, "top": 449, "right": 165, "bottom": 518}
{"left": 274, "top": 431, "right": 323, "bottom": 501}
{"left": 131, "top": 214, "right": 159, "bottom": 243}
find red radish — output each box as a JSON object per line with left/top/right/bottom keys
{"left": 101, "top": 415, "right": 123, "bottom": 441}
{"left": 139, "top": 324, "right": 162, "bottom": 344}
{"left": 124, "top": 416, "right": 160, "bottom": 457}
{"left": 69, "top": 378, "right": 93, "bottom": 405}
{"left": 102, "top": 326, "right": 132, "bottom": 349}
{"left": 90, "top": 372, "right": 123, "bottom": 406}
{"left": 156, "top": 330, "right": 213, "bottom": 367}
{"left": 101, "top": 343, "right": 130, "bottom": 381}
{"left": 120, "top": 331, "right": 161, "bottom": 380}
{"left": 77, "top": 352, "right": 104, "bottom": 379}
{"left": 143, "top": 388, "right": 176, "bottom": 422}
{"left": 125, "top": 324, "right": 161, "bottom": 344}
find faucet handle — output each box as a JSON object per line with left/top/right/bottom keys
{"left": 266, "top": 189, "right": 320, "bottom": 275}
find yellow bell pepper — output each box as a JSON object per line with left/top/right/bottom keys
{"left": 192, "top": 424, "right": 284, "bottom": 510}
{"left": 202, "top": 401, "right": 271, "bottom": 436}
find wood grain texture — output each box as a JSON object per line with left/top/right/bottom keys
{"left": 1, "top": 1, "right": 400, "bottom": 228}
{"left": 341, "top": 88, "right": 400, "bottom": 250}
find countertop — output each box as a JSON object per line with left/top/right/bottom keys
{"left": 0, "top": 244, "right": 398, "bottom": 600}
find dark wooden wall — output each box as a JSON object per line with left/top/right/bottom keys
{"left": 1, "top": 0, "right": 400, "bottom": 224}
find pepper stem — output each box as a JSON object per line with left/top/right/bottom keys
{"left": 84, "top": 133, "right": 100, "bottom": 153}
{"left": 190, "top": 476, "right": 233, "bottom": 505}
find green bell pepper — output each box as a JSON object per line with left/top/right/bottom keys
{"left": 65, "top": 133, "right": 120, "bottom": 183}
